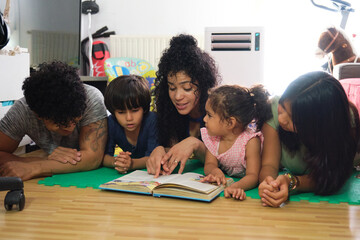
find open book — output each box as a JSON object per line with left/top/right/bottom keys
{"left": 99, "top": 170, "right": 234, "bottom": 202}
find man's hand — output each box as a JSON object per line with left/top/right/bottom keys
{"left": 48, "top": 146, "right": 81, "bottom": 165}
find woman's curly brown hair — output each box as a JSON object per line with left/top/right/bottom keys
{"left": 155, "top": 34, "right": 219, "bottom": 147}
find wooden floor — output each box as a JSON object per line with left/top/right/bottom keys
{"left": 0, "top": 178, "right": 359, "bottom": 240}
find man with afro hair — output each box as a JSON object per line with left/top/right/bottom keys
{"left": 0, "top": 61, "right": 108, "bottom": 180}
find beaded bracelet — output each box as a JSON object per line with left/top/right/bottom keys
{"left": 284, "top": 172, "right": 299, "bottom": 192}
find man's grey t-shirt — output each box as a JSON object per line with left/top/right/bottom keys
{"left": 0, "top": 84, "right": 107, "bottom": 154}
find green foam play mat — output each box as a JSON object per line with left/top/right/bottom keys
{"left": 38, "top": 159, "right": 360, "bottom": 205}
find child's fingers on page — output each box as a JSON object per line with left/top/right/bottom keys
{"left": 224, "top": 189, "right": 230, "bottom": 198}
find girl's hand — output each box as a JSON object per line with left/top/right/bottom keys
{"left": 200, "top": 169, "right": 226, "bottom": 186}
{"left": 224, "top": 185, "right": 246, "bottom": 200}
{"left": 161, "top": 137, "right": 200, "bottom": 175}
{"left": 261, "top": 175, "right": 289, "bottom": 207}
{"left": 146, "top": 146, "right": 166, "bottom": 177}
{"left": 114, "top": 151, "right": 132, "bottom": 174}
{"left": 48, "top": 146, "right": 81, "bottom": 165}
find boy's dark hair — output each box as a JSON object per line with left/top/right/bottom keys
{"left": 104, "top": 75, "right": 151, "bottom": 115}
{"left": 279, "top": 71, "right": 360, "bottom": 195}
{"left": 22, "top": 61, "right": 87, "bottom": 126}
{"left": 155, "top": 34, "right": 219, "bottom": 147}
{"left": 208, "top": 84, "right": 271, "bottom": 131}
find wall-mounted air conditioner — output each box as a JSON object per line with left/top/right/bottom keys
{"left": 205, "top": 27, "right": 264, "bottom": 87}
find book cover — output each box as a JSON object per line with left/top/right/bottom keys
{"left": 99, "top": 170, "right": 234, "bottom": 202}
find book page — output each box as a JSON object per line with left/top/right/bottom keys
{"left": 158, "top": 172, "right": 218, "bottom": 194}
{"left": 113, "top": 170, "right": 218, "bottom": 194}
{"left": 118, "top": 170, "right": 182, "bottom": 184}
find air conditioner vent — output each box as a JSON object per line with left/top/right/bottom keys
{"left": 211, "top": 33, "right": 252, "bottom": 51}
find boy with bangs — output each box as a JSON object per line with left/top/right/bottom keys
{"left": 103, "top": 75, "right": 158, "bottom": 173}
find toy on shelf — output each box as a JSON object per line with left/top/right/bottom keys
{"left": 0, "top": 177, "right": 25, "bottom": 211}
{"left": 317, "top": 26, "right": 359, "bottom": 73}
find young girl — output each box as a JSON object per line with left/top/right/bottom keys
{"left": 201, "top": 85, "right": 272, "bottom": 200}
{"left": 103, "top": 75, "right": 158, "bottom": 173}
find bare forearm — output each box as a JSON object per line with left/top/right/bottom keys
{"left": 204, "top": 162, "right": 219, "bottom": 175}
{"left": 131, "top": 157, "right": 147, "bottom": 170}
{"left": 193, "top": 138, "right": 206, "bottom": 162}
{"left": 103, "top": 154, "right": 114, "bottom": 168}
{"left": 231, "top": 174, "right": 259, "bottom": 191}
{"left": 259, "top": 164, "right": 279, "bottom": 183}
{"left": 293, "top": 175, "right": 315, "bottom": 193}
{"left": 0, "top": 151, "right": 46, "bottom": 163}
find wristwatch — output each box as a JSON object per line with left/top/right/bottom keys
{"left": 284, "top": 172, "right": 299, "bottom": 192}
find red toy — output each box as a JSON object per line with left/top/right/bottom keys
{"left": 92, "top": 40, "right": 110, "bottom": 76}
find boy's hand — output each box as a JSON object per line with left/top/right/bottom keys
{"left": 48, "top": 146, "right": 81, "bottom": 165}
{"left": 200, "top": 169, "right": 226, "bottom": 186}
{"left": 224, "top": 185, "right": 246, "bottom": 200}
{"left": 114, "top": 151, "right": 132, "bottom": 174}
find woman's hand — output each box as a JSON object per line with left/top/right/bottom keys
{"left": 260, "top": 175, "right": 289, "bottom": 207}
{"left": 224, "top": 185, "right": 246, "bottom": 200}
{"left": 114, "top": 152, "right": 132, "bottom": 174}
{"left": 146, "top": 146, "right": 166, "bottom": 177}
{"left": 48, "top": 146, "right": 81, "bottom": 165}
{"left": 161, "top": 137, "right": 201, "bottom": 175}
{"left": 258, "top": 176, "right": 278, "bottom": 198}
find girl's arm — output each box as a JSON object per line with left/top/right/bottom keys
{"left": 202, "top": 148, "right": 226, "bottom": 185}
{"left": 228, "top": 137, "right": 261, "bottom": 191}
{"left": 259, "top": 123, "right": 281, "bottom": 182}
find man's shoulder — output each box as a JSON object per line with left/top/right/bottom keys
{"left": 83, "top": 84, "right": 103, "bottom": 98}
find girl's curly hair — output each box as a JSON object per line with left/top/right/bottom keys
{"left": 155, "top": 34, "right": 219, "bottom": 147}
{"left": 22, "top": 61, "right": 87, "bottom": 126}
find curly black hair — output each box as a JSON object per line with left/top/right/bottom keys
{"left": 155, "top": 34, "right": 219, "bottom": 147}
{"left": 22, "top": 61, "right": 87, "bottom": 126}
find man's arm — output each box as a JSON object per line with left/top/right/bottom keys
{"left": 0, "top": 118, "right": 108, "bottom": 180}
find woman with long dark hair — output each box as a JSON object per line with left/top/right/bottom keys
{"left": 146, "top": 34, "right": 219, "bottom": 177}
{"left": 259, "top": 71, "right": 360, "bottom": 207}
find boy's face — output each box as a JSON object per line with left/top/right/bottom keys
{"left": 41, "top": 117, "right": 81, "bottom": 136}
{"left": 114, "top": 107, "right": 144, "bottom": 133}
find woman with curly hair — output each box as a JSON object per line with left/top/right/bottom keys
{"left": 0, "top": 61, "right": 108, "bottom": 180}
{"left": 146, "top": 34, "right": 219, "bottom": 177}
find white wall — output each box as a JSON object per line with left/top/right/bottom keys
{"left": 79, "top": 0, "right": 359, "bottom": 94}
